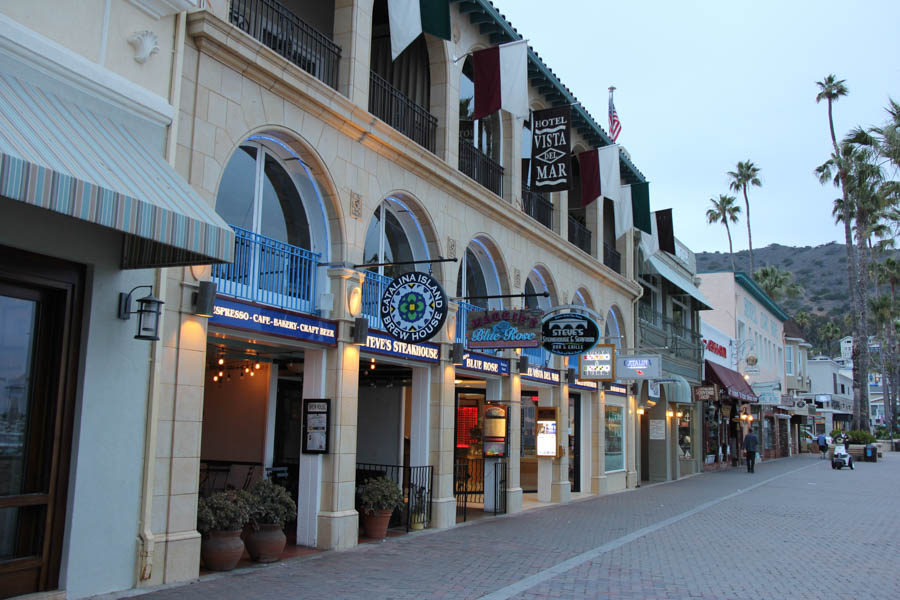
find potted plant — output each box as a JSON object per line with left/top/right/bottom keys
{"left": 245, "top": 478, "right": 297, "bottom": 562}
{"left": 197, "top": 489, "right": 251, "bottom": 571}
{"left": 358, "top": 476, "right": 404, "bottom": 539}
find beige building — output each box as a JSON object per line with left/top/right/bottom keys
{"left": 0, "top": 1, "right": 661, "bottom": 597}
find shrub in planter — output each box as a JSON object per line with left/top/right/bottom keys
{"left": 358, "top": 476, "right": 404, "bottom": 539}
{"left": 198, "top": 490, "right": 252, "bottom": 571}
{"left": 847, "top": 429, "right": 876, "bottom": 445}
{"left": 245, "top": 479, "right": 297, "bottom": 562}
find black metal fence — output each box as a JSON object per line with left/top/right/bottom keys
{"left": 493, "top": 461, "right": 508, "bottom": 515}
{"left": 568, "top": 215, "right": 592, "bottom": 255}
{"left": 459, "top": 137, "right": 503, "bottom": 196}
{"left": 369, "top": 71, "right": 437, "bottom": 153}
{"left": 522, "top": 185, "right": 553, "bottom": 230}
{"left": 603, "top": 242, "right": 621, "bottom": 273}
{"left": 454, "top": 459, "right": 507, "bottom": 521}
{"left": 356, "top": 463, "right": 433, "bottom": 531}
{"left": 229, "top": 0, "right": 341, "bottom": 89}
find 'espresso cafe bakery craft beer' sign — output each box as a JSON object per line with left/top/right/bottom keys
{"left": 466, "top": 308, "right": 542, "bottom": 349}
{"left": 380, "top": 271, "right": 448, "bottom": 343}
{"left": 529, "top": 106, "right": 572, "bottom": 192}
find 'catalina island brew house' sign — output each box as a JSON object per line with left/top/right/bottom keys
{"left": 380, "top": 271, "right": 448, "bottom": 342}
{"left": 466, "top": 308, "right": 542, "bottom": 350}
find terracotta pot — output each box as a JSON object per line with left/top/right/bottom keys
{"left": 201, "top": 529, "right": 245, "bottom": 571}
{"left": 361, "top": 509, "right": 393, "bottom": 539}
{"left": 245, "top": 523, "right": 287, "bottom": 562}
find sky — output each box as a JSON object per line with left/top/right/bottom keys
{"left": 489, "top": 0, "right": 900, "bottom": 254}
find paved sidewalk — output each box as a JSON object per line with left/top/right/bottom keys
{"left": 108, "top": 454, "right": 900, "bottom": 600}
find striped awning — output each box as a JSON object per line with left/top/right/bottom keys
{"left": 0, "top": 73, "right": 233, "bottom": 268}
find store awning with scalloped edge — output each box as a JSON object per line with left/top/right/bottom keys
{"left": 0, "top": 72, "right": 233, "bottom": 268}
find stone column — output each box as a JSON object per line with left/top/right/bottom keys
{"left": 503, "top": 370, "right": 523, "bottom": 513}
{"left": 554, "top": 190, "right": 569, "bottom": 239}
{"left": 297, "top": 350, "right": 326, "bottom": 547}
{"left": 586, "top": 192, "right": 601, "bottom": 259}
{"left": 334, "top": 0, "right": 373, "bottom": 107}
{"left": 552, "top": 378, "right": 571, "bottom": 503}
{"left": 429, "top": 305, "right": 459, "bottom": 529}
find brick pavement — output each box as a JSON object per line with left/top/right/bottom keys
{"left": 105, "top": 454, "right": 900, "bottom": 600}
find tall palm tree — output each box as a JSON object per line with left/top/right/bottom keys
{"left": 874, "top": 257, "right": 900, "bottom": 433}
{"left": 794, "top": 311, "right": 811, "bottom": 331}
{"left": 753, "top": 265, "right": 802, "bottom": 301}
{"left": 820, "top": 320, "right": 841, "bottom": 357}
{"left": 727, "top": 161, "right": 761, "bottom": 273}
{"left": 706, "top": 195, "right": 741, "bottom": 272}
{"left": 868, "top": 294, "right": 896, "bottom": 433}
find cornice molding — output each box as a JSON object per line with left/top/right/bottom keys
{"left": 128, "top": 0, "right": 200, "bottom": 20}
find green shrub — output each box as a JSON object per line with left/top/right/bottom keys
{"left": 847, "top": 429, "right": 876, "bottom": 444}
{"left": 358, "top": 476, "right": 404, "bottom": 515}
{"left": 197, "top": 489, "right": 251, "bottom": 533}
{"left": 248, "top": 478, "right": 297, "bottom": 527}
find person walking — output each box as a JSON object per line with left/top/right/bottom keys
{"left": 816, "top": 433, "right": 829, "bottom": 459}
{"left": 744, "top": 430, "right": 759, "bottom": 473}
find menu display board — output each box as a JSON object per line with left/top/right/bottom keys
{"left": 302, "top": 399, "right": 330, "bottom": 454}
{"left": 483, "top": 404, "right": 508, "bottom": 457}
{"left": 536, "top": 406, "right": 559, "bottom": 457}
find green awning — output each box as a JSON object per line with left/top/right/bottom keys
{"left": 631, "top": 181, "right": 652, "bottom": 234}
{"left": 0, "top": 72, "right": 233, "bottom": 268}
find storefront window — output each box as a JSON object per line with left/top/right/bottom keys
{"left": 764, "top": 417, "right": 775, "bottom": 450}
{"left": 521, "top": 399, "right": 536, "bottom": 457}
{"left": 605, "top": 404, "right": 624, "bottom": 472}
{"left": 678, "top": 409, "right": 692, "bottom": 458}
{"left": 363, "top": 198, "right": 428, "bottom": 279}
{"left": 704, "top": 403, "right": 719, "bottom": 460}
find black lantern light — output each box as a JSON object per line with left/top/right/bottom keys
{"left": 192, "top": 280, "right": 217, "bottom": 318}
{"left": 118, "top": 285, "right": 164, "bottom": 341}
{"left": 518, "top": 354, "right": 529, "bottom": 374}
{"left": 451, "top": 342, "right": 465, "bottom": 365}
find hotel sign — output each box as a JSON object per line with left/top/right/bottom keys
{"left": 363, "top": 330, "right": 440, "bottom": 363}
{"left": 578, "top": 344, "right": 615, "bottom": 381}
{"left": 210, "top": 297, "right": 337, "bottom": 345}
{"left": 529, "top": 106, "right": 572, "bottom": 192}
{"left": 466, "top": 308, "right": 542, "bottom": 349}
{"left": 380, "top": 272, "right": 448, "bottom": 343}
{"left": 458, "top": 352, "right": 510, "bottom": 376}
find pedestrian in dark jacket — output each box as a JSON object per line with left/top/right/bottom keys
{"left": 744, "top": 431, "right": 759, "bottom": 473}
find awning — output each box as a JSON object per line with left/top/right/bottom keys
{"left": 0, "top": 72, "right": 233, "bottom": 268}
{"left": 660, "top": 374, "right": 693, "bottom": 404}
{"left": 704, "top": 360, "right": 757, "bottom": 403}
{"left": 646, "top": 254, "right": 712, "bottom": 310}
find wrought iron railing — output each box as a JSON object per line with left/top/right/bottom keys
{"left": 603, "top": 242, "right": 621, "bottom": 273}
{"left": 455, "top": 300, "right": 482, "bottom": 346}
{"left": 356, "top": 463, "right": 433, "bottom": 531}
{"left": 568, "top": 215, "right": 591, "bottom": 255}
{"left": 360, "top": 270, "right": 392, "bottom": 330}
{"left": 229, "top": 0, "right": 341, "bottom": 89}
{"left": 637, "top": 307, "right": 703, "bottom": 362}
{"left": 522, "top": 345, "right": 549, "bottom": 368}
{"left": 211, "top": 226, "right": 320, "bottom": 314}
{"left": 369, "top": 71, "right": 437, "bottom": 153}
{"left": 459, "top": 137, "right": 503, "bottom": 196}
{"left": 522, "top": 185, "right": 553, "bottom": 230}
{"left": 493, "top": 460, "right": 507, "bottom": 515}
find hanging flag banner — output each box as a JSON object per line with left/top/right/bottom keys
{"left": 380, "top": 271, "right": 448, "bottom": 342}
{"left": 466, "top": 308, "right": 543, "bottom": 349}
{"left": 388, "top": 0, "right": 451, "bottom": 60}
{"left": 529, "top": 106, "right": 571, "bottom": 192}
{"left": 471, "top": 40, "right": 528, "bottom": 120}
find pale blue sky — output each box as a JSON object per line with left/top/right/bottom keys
{"left": 490, "top": 0, "right": 900, "bottom": 253}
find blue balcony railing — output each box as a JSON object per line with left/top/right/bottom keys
{"left": 455, "top": 301, "right": 481, "bottom": 346}
{"left": 211, "top": 225, "right": 321, "bottom": 314}
{"left": 361, "top": 270, "right": 393, "bottom": 330}
{"left": 522, "top": 345, "right": 549, "bottom": 367}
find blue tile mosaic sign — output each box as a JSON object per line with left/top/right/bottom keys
{"left": 211, "top": 297, "right": 337, "bottom": 345}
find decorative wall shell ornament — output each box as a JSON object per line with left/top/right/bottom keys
{"left": 128, "top": 30, "right": 159, "bottom": 64}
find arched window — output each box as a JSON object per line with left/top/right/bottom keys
{"left": 459, "top": 58, "right": 502, "bottom": 163}
{"left": 524, "top": 270, "right": 551, "bottom": 312}
{"left": 605, "top": 307, "right": 623, "bottom": 353}
{"left": 456, "top": 241, "right": 503, "bottom": 310}
{"left": 370, "top": 0, "right": 430, "bottom": 109}
{"left": 363, "top": 197, "right": 429, "bottom": 280}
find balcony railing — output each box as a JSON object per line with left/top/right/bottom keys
{"left": 455, "top": 301, "right": 481, "bottom": 346}
{"left": 361, "top": 270, "right": 392, "bottom": 331}
{"left": 522, "top": 185, "right": 553, "bottom": 230}
{"left": 567, "top": 215, "right": 591, "bottom": 255}
{"left": 459, "top": 137, "right": 503, "bottom": 196}
{"left": 637, "top": 307, "right": 703, "bottom": 362}
{"left": 211, "top": 226, "right": 321, "bottom": 314}
{"left": 229, "top": 0, "right": 341, "bottom": 89}
{"left": 522, "top": 345, "right": 549, "bottom": 368}
{"left": 369, "top": 71, "right": 437, "bottom": 153}
{"left": 603, "top": 242, "right": 621, "bottom": 274}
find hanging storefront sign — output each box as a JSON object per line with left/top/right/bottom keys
{"left": 615, "top": 354, "right": 661, "bottom": 380}
{"left": 536, "top": 406, "right": 559, "bottom": 457}
{"left": 301, "top": 399, "right": 330, "bottom": 454}
{"left": 578, "top": 344, "right": 615, "bottom": 381}
{"left": 466, "top": 308, "right": 542, "bottom": 349}
{"left": 210, "top": 297, "right": 337, "bottom": 345}
{"left": 648, "top": 380, "right": 661, "bottom": 399}
{"left": 529, "top": 106, "right": 572, "bottom": 192}
{"left": 458, "top": 352, "right": 510, "bottom": 376}
{"left": 570, "top": 378, "right": 598, "bottom": 391}
{"left": 522, "top": 365, "right": 561, "bottom": 385}
{"left": 380, "top": 271, "right": 448, "bottom": 343}
{"left": 694, "top": 385, "right": 717, "bottom": 402}
{"left": 363, "top": 330, "right": 440, "bottom": 363}
{"left": 483, "top": 404, "right": 508, "bottom": 457}
{"left": 606, "top": 383, "right": 629, "bottom": 396}
{"left": 541, "top": 313, "right": 600, "bottom": 356}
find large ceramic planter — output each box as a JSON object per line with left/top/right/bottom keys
{"left": 201, "top": 529, "right": 245, "bottom": 571}
{"left": 361, "top": 509, "right": 393, "bottom": 539}
{"left": 245, "top": 523, "right": 286, "bottom": 562}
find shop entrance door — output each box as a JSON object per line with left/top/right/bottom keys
{"left": 568, "top": 394, "right": 580, "bottom": 493}
{"left": 0, "top": 251, "right": 81, "bottom": 598}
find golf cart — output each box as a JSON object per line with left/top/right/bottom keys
{"left": 831, "top": 435, "right": 854, "bottom": 470}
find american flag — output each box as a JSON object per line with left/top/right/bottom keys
{"left": 608, "top": 93, "right": 621, "bottom": 142}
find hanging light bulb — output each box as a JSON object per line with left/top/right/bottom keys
{"left": 255, "top": 362, "right": 261, "bottom": 370}
{"left": 213, "top": 375, "right": 219, "bottom": 382}
{"left": 244, "top": 366, "right": 251, "bottom": 374}
{"left": 218, "top": 370, "right": 224, "bottom": 377}
{"left": 218, "top": 357, "right": 224, "bottom": 365}
{"left": 250, "top": 370, "right": 255, "bottom": 377}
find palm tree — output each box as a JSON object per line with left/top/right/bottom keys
{"left": 820, "top": 320, "right": 841, "bottom": 357}
{"left": 753, "top": 266, "right": 802, "bottom": 301}
{"left": 727, "top": 161, "right": 761, "bottom": 273}
{"left": 794, "top": 311, "right": 811, "bottom": 333}
{"left": 706, "top": 195, "right": 741, "bottom": 272}
{"left": 868, "top": 294, "right": 896, "bottom": 433}
{"left": 873, "top": 257, "right": 900, "bottom": 433}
